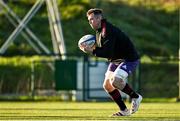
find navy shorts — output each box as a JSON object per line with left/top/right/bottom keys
{"left": 105, "top": 59, "right": 139, "bottom": 80}
{"left": 108, "top": 60, "right": 139, "bottom": 74}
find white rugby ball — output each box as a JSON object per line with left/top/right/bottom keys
{"left": 78, "top": 34, "right": 96, "bottom": 48}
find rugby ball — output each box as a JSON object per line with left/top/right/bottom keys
{"left": 78, "top": 34, "right": 96, "bottom": 48}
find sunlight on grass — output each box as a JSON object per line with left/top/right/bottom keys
{"left": 0, "top": 56, "right": 54, "bottom": 66}
{"left": 119, "top": 0, "right": 179, "bottom": 12}
{"left": 61, "top": 5, "right": 85, "bottom": 20}
{"left": 0, "top": 102, "right": 180, "bottom": 120}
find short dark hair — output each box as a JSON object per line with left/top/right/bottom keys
{"left": 86, "top": 8, "right": 103, "bottom": 17}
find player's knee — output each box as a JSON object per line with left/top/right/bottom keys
{"left": 111, "top": 69, "right": 128, "bottom": 90}
{"left": 103, "top": 79, "right": 114, "bottom": 92}
{"left": 111, "top": 77, "right": 126, "bottom": 90}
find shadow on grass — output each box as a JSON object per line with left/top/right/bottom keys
{"left": 1, "top": 115, "right": 180, "bottom": 120}
{"left": 0, "top": 108, "right": 115, "bottom": 111}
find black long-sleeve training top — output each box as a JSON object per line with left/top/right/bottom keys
{"left": 92, "top": 19, "right": 139, "bottom": 62}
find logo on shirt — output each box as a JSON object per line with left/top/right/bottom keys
{"left": 103, "top": 39, "right": 109, "bottom": 45}
{"left": 122, "top": 65, "right": 127, "bottom": 69}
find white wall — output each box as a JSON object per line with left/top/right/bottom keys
{"left": 76, "top": 60, "right": 128, "bottom": 101}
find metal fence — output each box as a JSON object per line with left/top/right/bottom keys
{"left": 0, "top": 55, "right": 179, "bottom": 101}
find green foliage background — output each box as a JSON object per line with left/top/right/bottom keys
{"left": 0, "top": 0, "right": 179, "bottom": 98}
{"left": 0, "top": 0, "right": 179, "bottom": 56}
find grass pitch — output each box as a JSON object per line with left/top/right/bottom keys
{"left": 0, "top": 101, "right": 180, "bottom": 120}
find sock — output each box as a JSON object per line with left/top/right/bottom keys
{"left": 121, "top": 83, "right": 139, "bottom": 98}
{"left": 109, "top": 89, "right": 127, "bottom": 111}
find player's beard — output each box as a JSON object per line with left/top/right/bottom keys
{"left": 90, "top": 24, "right": 97, "bottom": 30}
{"left": 91, "top": 23, "right": 101, "bottom": 30}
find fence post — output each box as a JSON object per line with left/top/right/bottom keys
{"left": 30, "top": 60, "right": 35, "bottom": 99}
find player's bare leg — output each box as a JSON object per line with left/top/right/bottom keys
{"left": 111, "top": 61, "right": 143, "bottom": 115}
{"left": 103, "top": 78, "right": 130, "bottom": 116}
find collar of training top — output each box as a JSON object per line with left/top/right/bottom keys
{"left": 97, "top": 19, "right": 106, "bottom": 38}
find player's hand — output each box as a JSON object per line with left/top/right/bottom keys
{"left": 79, "top": 43, "right": 94, "bottom": 54}
{"left": 84, "top": 46, "right": 94, "bottom": 54}
{"left": 79, "top": 44, "right": 85, "bottom": 52}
